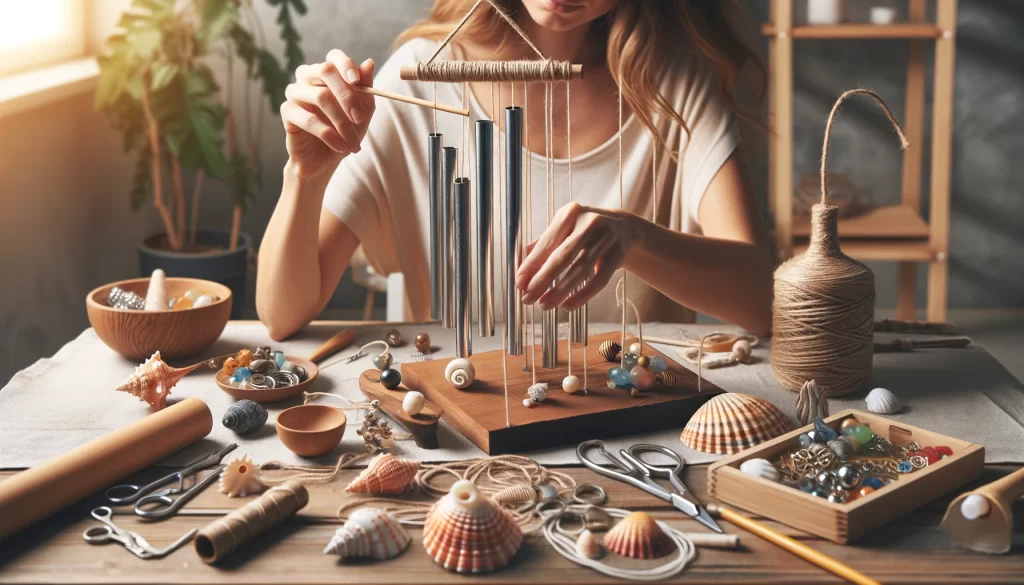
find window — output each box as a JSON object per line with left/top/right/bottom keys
{"left": 0, "top": 0, "right": 86, "bottom": 77}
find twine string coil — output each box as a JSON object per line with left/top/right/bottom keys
{"left": 194, "top": 480, "right": 308, "bottom": 564}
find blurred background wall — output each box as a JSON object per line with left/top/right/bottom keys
{"left": 1, "top": 0, "right": 1021, "bottom": 384}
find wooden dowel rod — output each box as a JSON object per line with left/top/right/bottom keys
{"left": 308, "top": 80, "right": 469, "bottom": 117}
{"left": 400, "top": 62, "right": 583, "bottom": 82}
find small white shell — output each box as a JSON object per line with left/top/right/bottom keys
{"left": 576, "top": 529, "right": 603, "bottom": 560}
{"left": 732, "top": 339, "right": 752, "bottom": 363}
{"left": 960, "top": 494, "right": 991, "bottom": 520}
{"left": 218, "top": 454, "right": 265, "bottom": 497}
{"left": 739, "top": 458, "right": 779, "bottom": 483}
{"left": 444, "top": 358, "right": 475, "bottom": 389}
{"left": 402, "top": 391, "right": 426, "bottom": 416}
{"left": 324, "top": 508, "right": 411, "bottom": 560}
{"left": 562, "top": 375, "right": 580, "bottom": 394}
{"left": 527, "top": 382, "right": 548, "bottom": 403}
{"left": 865, "top": 387, "right": 903, "bottom": 414}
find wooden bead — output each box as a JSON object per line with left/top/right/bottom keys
{"left": 414, "top": 333, "right": 431, "bottom": 353}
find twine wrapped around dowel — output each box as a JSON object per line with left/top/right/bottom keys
{"left": 194, "top": 480, "right": 308, "bottom": 564}
{"left": 771, "top": 89, "right": 909, "bottom": 397}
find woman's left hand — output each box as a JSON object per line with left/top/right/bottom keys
{"left": 516, "top": 202, "right": 636, "bottom": 311}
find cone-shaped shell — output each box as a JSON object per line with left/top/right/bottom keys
{"left": 219, "top": 454, "right": 266, "bottom": 497}
{"left": 655, "top": 370, "right": 680, "bottom": 387}
{"left": 491, "top": 483, "right": 536, "bottom": 506}
{"left": 115, "top": 351, "right": 197, "bottom": 411}
{"left": 423, "top": 479, "right": 522, "bottom": 573}
{"left": 681, "top": 393, "right": 792, "bottom": 454}
{"left": 598, "top": 340, "right": 621, "bottom": 362}
{"left": 345, "top": 453, "right": 420, "bottom": 495}
{"left": 324, "top": 508, "right": 411, "bottom": 560}
{"left": 144, "top": 269, "right": 167, "bottom": 311}
{"left": 604, "top": 511, "right": 675, "bottom": 559}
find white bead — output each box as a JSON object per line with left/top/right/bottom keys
{"left": 732, "top": 339, "right": 752, "bottom": 363}
{"left": 402, "top": 391, "right": 426, "bottom": 416}
{"left": 193, "top": 294, "right": 215, "bottom": 308}
{"left": 522, "top": 398, "right": 534, "bottom": 408}
{"left": 562, "top": 375, "right": 580, "bottom": 394}
{"left": 960, "top": 494, "right": 991, "bottom": 520}
{"left": 628, "top": 343, "right": 642, "bottom": 356}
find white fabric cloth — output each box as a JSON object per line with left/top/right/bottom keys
{"left": 323, "top": 38, "right": 739, "bottom": 323}
{"left": 3, "top": 322, "right": 1024, "bottom": 469}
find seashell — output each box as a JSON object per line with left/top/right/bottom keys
{"left": 423, "top": 479, "right": 522, "bottom": 573}
{"left": 345, "top": 453, "right": 420, "bottom": 495}
{"left": 527, "top": 382, "right": 548, "bottom": 403}
{"left": 491, "top": 483, "right": 536, "bottom": 506}
{"left": 655, "top": 369, "right": 679, "bottom": 387}
{"left": 444, "top": 358, "right": 475, "bottom": 389}
{"left": 604, "top": 511, "right": 675, "bottom": 559}
{"left": 828, "top": 437, "right": 855, "bottom": 460}
{"left": 324, "top": 508, "right": 411, "bottom": 560}
{"left": 598, "top": 340, "right": 621, "bottom": 362}
{"left": 681, "top": 393, "right": 792, "bottom": 454}
{"left": 866, "top": 387, "right": 903, "bottom": 414}
{"left": 115, "top": 351, "right": 200, "bottom": 410}
{"left": 576, "top": 529, "right": 604, "bottom": 560}
{"left": 402, "top": 391, "right": 426, "bottom": 416}
{"left": 218, "top": 454, "right": 265, "bottom": 497}
{"left": 732, "top": 339, "right": 752, "bottom": 363}
{"left": 795, "top": 380, "right": 829, "bottom": 426}
{"left": 144, "top": 269, "right": 167, "bottom": 311}
{"left": 222, "top": 399, "right": 268, "bottom": 435}
{"left": 739, "top": 458, "right": 780, "bottom": 482}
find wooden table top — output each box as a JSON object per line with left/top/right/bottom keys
{"left": 2, "top": 463, "right": 1021, "bottom": 585}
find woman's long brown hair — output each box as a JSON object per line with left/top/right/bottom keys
{"left": 395, "top": 0, "right": 764, "bottom": 156}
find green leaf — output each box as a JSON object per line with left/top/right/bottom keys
{"left": 149, "top": 62, "right": 179, "bottom": 90}
{"left": 288, "top": 0, "right": 308, "bottom": 16}
{"left": 197, "top": 0, "right": 239, "bottom": 46}
{"left": 94, "top": 56, "right": 124, "bottom": 109}
{"left": 131, "top": 27, "right": 162, "bottom": 61}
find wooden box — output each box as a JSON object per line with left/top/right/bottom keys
{"left": 708, "top": 409, "right": 984, "bottom": 544}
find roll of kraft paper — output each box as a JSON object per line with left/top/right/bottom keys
{"left": 194, "top": 480, "right": 309, "bottom": 564}
{"left": 0, "top": 397, "right": 213, "bottom": 540}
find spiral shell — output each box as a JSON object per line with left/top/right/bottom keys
{"left": 114, "top": 351, "right": 191, "bottom": 410}
{"left": 324, "top": 508, "right": 410, "bottom": 561}
{"left": 654, "top": 370, "right": 680, "bottom": 387}
{"left": 604, "top": 511, "right": 675, "bottom": 559}
{"left": 598, "top": 340, "right": 621, "bottom": 362}
{"left": 444, "top": 358, "right": 476, "bottom": 389}
{"left": 345, "top": 453, "right": 420, "bottom": 495}
{"left": 423, "top": 480, "right": 522, "bottom": 573}
{"left": 222, "top": 399, "right": 268, "bottom": 435}
{"left": 576, "top": 529, "right": 604, "bottom": 560}
{"left": 491, "top": 483, "right": 536, "bottom": 507}
{"left": 828, "top": 437, "right": 855, "bottom": 460}
{"left": 681, "top": 393, "right": 792, "bottom": 454}
{"left": 865, "top": 387, "right": 903, "bottom": 414}
{"left": 739, "top": 458, "right": 780, "bottom": 482}
{"left": 218, "top": 455, "right": 265, "bottom": 497}
{"left": 527, "top": 382, "right": 548, "bottom": 403}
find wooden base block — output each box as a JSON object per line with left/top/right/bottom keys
{"left": 402, "top": 332, "right": 722, "bottom": 454}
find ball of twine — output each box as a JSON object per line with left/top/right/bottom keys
{"left": 771, "top": 89, "right": 909, "bottom": 397}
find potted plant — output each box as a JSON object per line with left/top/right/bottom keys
{"left": 94, "top": 0, "right": 306, "bottom": 316}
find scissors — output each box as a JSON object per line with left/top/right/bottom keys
{"left": 106, "top": 443, "right": 238, "bottom": 520}
{"left": 83, "top": 507, "right": 196, "bottom": 559}
{"left": 576, "top": 440, "right": 723, "bottom": 533}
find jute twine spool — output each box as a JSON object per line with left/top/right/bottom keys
{"left": 194, "top": 480, "right": 308, "bottom": 564}
{"left": 771, "top": 89, "right": 909, "bottom": 397}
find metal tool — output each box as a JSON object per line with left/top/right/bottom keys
{"left": 83, "top": 506, "right": 196, "bottom": 559}
{"left": 106, "top": 443, "right": 237, "bottom": 520}
{"left": 576, "top": 440, "right": 723, "bottom": 533}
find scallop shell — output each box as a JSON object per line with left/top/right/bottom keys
{"left": 144, "top": 269, "right": 167, "bottom": 311}
{"left": 655, "top": 370, "right": 679, "bottom": 387}
{"left": 681, "top": 393, "right": 792, "bottom": 454}
{"left": 345, "top": 453, "right": 420, "bottom": 495}
{"left": 795, "top": 380, "right": 829, "bottom": 426}
{"left": 527, "top": 382, "right": 548, "bottom": 403}
{"left": 598, "top": 340, "right": 622, "bottom": 362}
{"left": 115, "top": 351, "right": 198, "bottom": 410}
{"left": 604, "top": 511, "right": 675, "bottom": 559}
{"left": 739, "top": 458, "right": 780, "bottom": 482}
{"left": 576, "top": 529, "right": 604, "bottom": 560}
{"left": 423, "top": 479, "right": 523, "bottom": 573}
{"left": 866, "top": 387, "right": 903, "bottom": 414}
{"left": 491, "top": 483, "right": 536, "bottom": 507}
{"left": 324, "top": 508, "right": 411, "bottom": 560}
{"left": 444, "top": 358, "right": 475, "bottom": 389}
{"left": 222, "top": 399, "right": 268, "bottom": 435}
{"left": 218, "top": 455, "right": 265, "bottom": 497}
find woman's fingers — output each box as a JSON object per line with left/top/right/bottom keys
{"left": 325, "top": 50, "right": 376, "bottom": 125}
{"left": 521, "top": 226, "right": 594, "bottom": 304}
{"left": 536, "top": 237, "right": 616, "bottom": 309}
{"left": 279, "top": 100, "right": 347, "bottom": 153}
{"left": 562, "top": 254, "right": 621, "bottom": 312}
{"left": 284, "top": 82, "right": 356, "bottom": 152}
{"left": 516, "top": 202, "right": 582, "bottom": 290}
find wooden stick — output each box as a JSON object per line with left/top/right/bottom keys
{"left": 307, "top": 329, "right": 357, "bottom": 364}
{"left": 707, "top": 504, "right": 881, "bottom": 585}
{"left": 873, "top": 318, "right": 958, "bottom": 335}
{"left": 400, "top": 62, "right": 583, "bottom": 83}
{"left": 873, "top": 336, "right": 971, "bottom": 352}
{"left": 308, "top": 80, "right": 469, "bottom": 117}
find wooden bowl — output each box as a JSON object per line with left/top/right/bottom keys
{"left": 214, "top": 356, "right": 319, "bottom": 403}
{"left": 275, "top": 404, "right": 347, "bottom": 457}
{"left": 86, "top": 277, "right": 232, "bottom": 360}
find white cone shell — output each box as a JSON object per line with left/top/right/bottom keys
{"left": 323, "top": 508, "right": 410, "bottom": 560}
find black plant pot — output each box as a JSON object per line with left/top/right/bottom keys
{"left": 139, "top": 231, "right": 251, "bottom": 319}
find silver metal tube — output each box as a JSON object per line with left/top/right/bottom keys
{"left": 428, "top": 134, "right": 442, "bottom": 321}
{"left": 454, "top": 177, "right": 472, "bottom": 358}
{"left": 542, "top": 305, "right": 558, "bottom": 368}
{"left": 475, "top": 120, "right": 494, "bottom": 338}
{"left": 505, "top": 107, "right": 523, "bottom": 355}
{"left": 441, "top": 146, "right": 457, "bottom": 329}
{"left": 569, "top": 281, "right": 588, "bottom": 347}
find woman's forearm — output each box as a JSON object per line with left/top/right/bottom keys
{"left": 623, "top": 212, "right": 773, "bottom": 336}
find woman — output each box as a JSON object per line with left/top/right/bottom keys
{"left": 258, "top": 0, "right": 772, "bottom": 340}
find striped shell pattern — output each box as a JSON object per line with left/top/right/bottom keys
{"left": 345, "top": 453, "right": 420, "bottom": 495}
{"left": 423, "top": 480, "right": 522, "bottom": 573}
{"left": 680, "top": 393, "right": 792, "bottom": 454}
{"left": 604, "top": 511, "right": 676, "bottom": 559}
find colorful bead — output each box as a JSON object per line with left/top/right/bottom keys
{"left": 172, "top": 296, "right": 194, "bottom": 310}
{"left": 183, "top": 288, "right": 201, "bottom": 301}
{"left": 816, "top": 471, "right": 835, "bottom": 492}
{"left": 649, "top": 356, "right": 669, "bottom": 373}
{"left": 850, "top": 424, "right": 874, "bottom": 446}
{"left": 380, "top": 368, "right": 402, "bottom": 390}
{"left": 414, "top": 333, "right": 431, "bottom": 353}
{"left": 386, "top": 329, "right": 402, "bottom": 347}
{"left": 857, "top": 486, "right": 875, "bottom": 498}
{"left": 897, "top": 461, "right": 913, "bottom": 473}
{"left": 935, "top": 445, "right": 953, "bottom": 457}
{"left": 608, "top": 367, "right": 631, "bottom": 388}
{"left": 629, "top": 388, "right": 641, "bottom": 398}
{"left": 231, "top": 367, "right": 252, "bottom": 383}
{"left": 862, "top": 477, "right": 885, "bottom": 490}
{"left": 272, "top": 351, "right": 286, "bottom": 368}
{"left": 621, "top": 353, "right": 639, "bottom": 371}
{"left": 636, "top": 355, "right": 651, "bottom": 369}
{"left": 629, "top": 366, "right": 655, "bottom": 389}
{"left": 810, "top": 489, "right": 827, "bottom": 499}
{"left": 372, "top": 353, "right": 393, "bottom": 371}
{"left": 839, "top": 418, "right": 860, "bottom": 433}
{"left": 627, "top": 342, "right": 643, "bottom": 356}
{"left": 835, "top": 464, "right": 861, "bottom": 489}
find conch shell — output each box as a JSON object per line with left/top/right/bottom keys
{"left": 115, "top": 351, "right": 201, "bottom": 410}
{"left": 218, "top": 454, "right": 265, "bottom": 497}
{"left": 324, "top": 508, "right": 410, "bottom": 560}
{"left": 345, "top": 453, "right": 420, "bottom": 495}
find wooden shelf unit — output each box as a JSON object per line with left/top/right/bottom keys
{"left": 767, "top": 0, "right": 957, "bottom": 321}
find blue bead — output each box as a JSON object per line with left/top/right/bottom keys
{"left": 813, "top": 418, "right": 839, "bottom": 441}
{"left": 810, "top": 489, "right": 827, "bottom": 499}
{"left": 649, "top": 356, "right": 669, "bottom": 373}
{"left": 897, "top": 461, "right": 913, "bottom": 473}
{"left": 231, "top": 367, "right": 252, "bottom": 382}
{"left": 608, "top": 367, "right": 632, "bottom": 387}
{"left": 273, "top": 351, "right": 286, "bottom": 368}
{"left": 863, "top": 477, "right": 885, "bottom": 489}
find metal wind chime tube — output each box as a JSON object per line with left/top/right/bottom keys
{"left": 441, "top": 146, "right": 458, "bottom": 329}
{"left": 453, "top": 177, "right": 473, "bottom": 358}
{"left": 475, "top": 120, "right": 495, "bottom": 338}
{"left": 428, "top": 133, "right": 443, "bottom": 321}
{"left": 569, "top": 287, "right": 588, "bottom": 347}
{"left": 505, "top": 106, "right": 524, "bottom": 355}
{"left": 542, "top": 303, "right": 558, "bottom": 368}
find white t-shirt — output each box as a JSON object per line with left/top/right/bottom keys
{"left": 324, "top": 38, "right": 739, "bottom": 322}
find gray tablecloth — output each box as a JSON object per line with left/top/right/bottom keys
{"left": 2, "top": 322, "right": 1023, "bottom": 468}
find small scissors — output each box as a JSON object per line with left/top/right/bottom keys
{"left": 83, "top": 507, "right": 196, "bottom": 559}
{"left": 106, "top": 443, "right": 238, "bottom": 520}
{"left": 576, "top": 440, "right": 722, "bottom": 533}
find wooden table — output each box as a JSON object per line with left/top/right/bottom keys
{"left": 2, "top": 463, "right": 1021, "bottom": 584}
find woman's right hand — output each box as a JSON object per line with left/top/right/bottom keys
{"left": 281, "top": 50, "right": 377, "bottom": 179}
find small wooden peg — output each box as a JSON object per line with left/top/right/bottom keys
{"left": 358, "top": 370, "right": 442, "bottom": 449}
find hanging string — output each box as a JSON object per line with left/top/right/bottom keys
{"left": 525, "top": 82, "right": 537, "bottom": 383}
{"left": 615, "top": 277, "right": 643, "bottom": 350}
{"left": 497, "top": 83, "right": 510, "bottom": 428}
{"left": 260, "top": 452, "right": 368, "bottom": 485}
{"left": 617, "top": 72, "right": 627, "bottom": 368}
{"left": 432, "top": 83, "right": 437, "bottom": 133}
{"left": 425, "top": 0, "right": 488, "bottom": 64}
{"left": 462, "top": 81, "right": 469, "bottom": 176}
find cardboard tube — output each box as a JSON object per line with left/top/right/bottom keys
{"left": 194, "top": 480, "right": 309, "bottom": 564}
{"left": 0, "top": 396, "right": 212, "bottom": 540}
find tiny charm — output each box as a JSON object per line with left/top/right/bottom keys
{"left": 562, "top": 375, "right": 581, "bottom": 394}
{"left": 402, "top": 391, "right": 426, "bottom": 416}
{"left": 356, "top": 402, "right": 393, "bottom": 453}
{"left": 835, "top": 464, "right": 862, "bottom": 489}
{"left": 222, "top": 399, "right": 268, "bottom": 435}
{"left": 636, "top": 355, "right": 651, "bottom": 369}
{"left": 731, "top": 339, "right": 752, "bottom": 363}
{"left": 386, "top": 329, "right": 403, "bottom": 347}
{"left": 598, "top": 340, "right": 621, "bottom": 362}
{"left": 372, "top": 353, "right": 393, "bottom": 371}
{"left": 380, "top": 368, "right": 402, "bottom": 390}
{"left": 526, "top": 383, "right": 548, "bottom": 404}
{"left": 414, "top": 333, "right": 431, "bottom": 354}
{"left": 444, "top": 358, "right": 475, "bottom": 389}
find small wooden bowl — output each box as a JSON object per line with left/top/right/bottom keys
{"left": 86, "top": 277, "right": 232, "bottom": 360}
{"left": 275, "top": 404, "right": 347, "bottom": 457}
{"left": 215, "top": 356, "right": 319, "bottom": 403}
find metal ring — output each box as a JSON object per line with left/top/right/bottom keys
{"left": 535, "top": 499, "right": 566, "bottom": 526}
{"left": 554, "top": 509, "right": 585, "bottom": 536}
{"left": 572, "top": 483, "right": 607, "bottom": 506}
